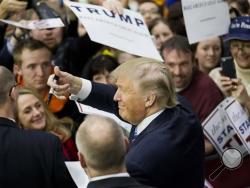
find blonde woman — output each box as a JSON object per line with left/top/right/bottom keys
{"left": 17, "top": 87, "right": 78, "bottom": 161}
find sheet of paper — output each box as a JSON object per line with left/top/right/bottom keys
{"left": 0, "top": 18, "right": 64, "bottom": 30}
{"left": 64, "top": 1, "right": 163, "bottom": 61}
{"left": 182, "top": 0, "right": 230, "bottom": 44}
{"left": 204, "top": 179, "right": 213, "bottom": 188}
{"left": 65, "top": 161, "right": 89, "bottom": 188}
{"left": 75, "top": 102, "right": 132, "bottom": 133}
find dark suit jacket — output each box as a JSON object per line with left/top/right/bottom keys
{"left": 0, "top": 117, "right": 77, "bottom": 188}
{"left": 82, "top": 83, "right": 205, "bottom": 188}
{"left": 87, "top": 176, "right": 154, "bottom": 188}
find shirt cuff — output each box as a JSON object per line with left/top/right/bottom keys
{"left": 69, "top": 78, "right": 92, "bottom": 101}
{"left": 7, "top": 37, "right": 14, "bottom": 53}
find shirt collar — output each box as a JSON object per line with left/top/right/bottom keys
{"left": 136, "top": 109, "right": 164, "bottom": 135}
{"left": 90, "top": 172, "right": 129, "bottom": 182}
{"left": 6, "top": 117, "right": 16, "bottom": 122}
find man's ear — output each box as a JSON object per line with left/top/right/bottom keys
{"left": 13, "top": 64, "right": 22, "bottom": 76}
{"left": 78, "top": 152, "right": 87, "bottom": 168}
{"left": 9, "top": 87, "right": 16, "bottom": 102}
{"left": 145, "top": 93, "right": 156, "bottom": 108}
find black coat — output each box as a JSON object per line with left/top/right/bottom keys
{"left": 0, "top": 117, "right": 77, "bottom": 188}
{"left": 87, "top": 176, "right": 154, "bottom": 188}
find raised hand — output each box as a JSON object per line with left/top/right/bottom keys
{"left": 102, "top": 0, "right": 124, "bottom": 15}
{"left": 0, "top": 0, "right": 27, "bottom": 19}
{"left": 231, "top": 79, "right": 250, "bottom": 105}
{"left": 47, "top": 66, "right": 82, "bottom": 99}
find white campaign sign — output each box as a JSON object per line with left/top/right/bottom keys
{"left": 204, "top": 179, "right": 213, "bottom": 188}
{"left": 225, "top": 100, "right": 250, "bottom": 153}
{"left": 65, "top": 161, "right": 88, "bottom": 188}
{"left": 203, "top": 97, "right": 248, "bottom": 156}
{"left": 182, "top": 0, "right": 230, "bottom": 44}
{"left": 0, "top": 18, "right": 64, "bottom": 30}
{"left": 64, "top": 1, "right": 163, "bottom": 61}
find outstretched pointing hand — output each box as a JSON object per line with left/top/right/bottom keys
{"left": 47, "top": 66, "right": 82, "bottom": 100}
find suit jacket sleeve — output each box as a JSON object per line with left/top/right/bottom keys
{"left": 82, "top": 82, "right": 120, "bottom": 117}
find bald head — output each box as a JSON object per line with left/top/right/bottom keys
{"left": 76, "top": 115, "right": 126, "bottom": 172}
{"left": 0, "top": 66, "right": 15, "bottom": 106}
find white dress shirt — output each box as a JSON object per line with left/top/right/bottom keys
{"left": 90, "top": 172, "right": 130, "bottom": 182}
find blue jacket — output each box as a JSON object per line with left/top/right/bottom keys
{"left": 82, "top": 82, "right": 205, "bottom": 188}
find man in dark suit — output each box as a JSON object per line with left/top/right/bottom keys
{"left": 48, "top": 58, "right": 205, "bottom": 188}
{"left": 0, "top": 65, "right": 77, "bottom": 188}
{"left": 76, "top": 115, "right": 153, "bottom": 188}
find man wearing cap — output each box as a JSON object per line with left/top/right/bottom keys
{"left": 208, "top": 16, "right": 250, "bottom": 188}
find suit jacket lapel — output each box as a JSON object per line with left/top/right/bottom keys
{"left": 130, "top": 107, "right": 177, "bottom": 146}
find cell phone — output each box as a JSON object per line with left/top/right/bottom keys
{"left": 221, "top": 57, "right": 236, "bottom": 79}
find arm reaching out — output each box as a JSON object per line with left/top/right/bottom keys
{"left": 47, "top": 66, "right": 82, "bottom": 100}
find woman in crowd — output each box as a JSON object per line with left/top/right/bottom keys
{"left": 192, "top": 37, "right": 222, "bottom": 74}
{"left": 138, "top": 1, "right": 162, "bottom": 27}
{"left": 81, "top": 54, "right": 119, "bottom": 84}
{"left": 17, "top": 88, "right": 78, "bottom": 161}
{"left": 149, "top": 18, "right": 174, "bottom": 51}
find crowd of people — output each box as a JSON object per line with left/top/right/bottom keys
{"left": 1, "top": 0, "right": 250, "bottom": 187}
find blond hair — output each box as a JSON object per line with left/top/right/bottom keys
{"left": 111, "top": 57, "right": 178, "bottom": 108}
{"left": 17, "top": 88, "right": 73, "bottom": 141}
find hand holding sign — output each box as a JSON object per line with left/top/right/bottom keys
{"left": 0, "top": 0, "right": 27, "bottom": 19}
{"left": 102, "top": 0, "right": 124, "bottom": 14}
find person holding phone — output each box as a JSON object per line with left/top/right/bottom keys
{"left": 210, "top": 16, "right": 250, "bottom": 97}
{"left": 208, "top": 16, "right": 250, "bottom": 188}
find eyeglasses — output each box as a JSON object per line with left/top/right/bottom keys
{"left": 9, "top": 83, "right": 19, "bottom": 97}
{"left": 230, "top": 41, "right": 250, "bottom": 53}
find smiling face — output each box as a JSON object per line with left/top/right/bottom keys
{"left": 113, "top": 77, "right": 147, "bottom": 124}
{"left": 162, "top": 49, "right": 193, "bottom": 90}
{"left": 230, "top": 40, "right": 250, "bottom": 69}
{"left": 195, "top": 37, "right": 222, "bottom": 73}
{"left": 17, "top": 93, "right": 46, "bottom": 130}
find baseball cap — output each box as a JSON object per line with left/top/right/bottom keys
{"left": 224, "top": 16, "right": 250, "bottom": 42}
